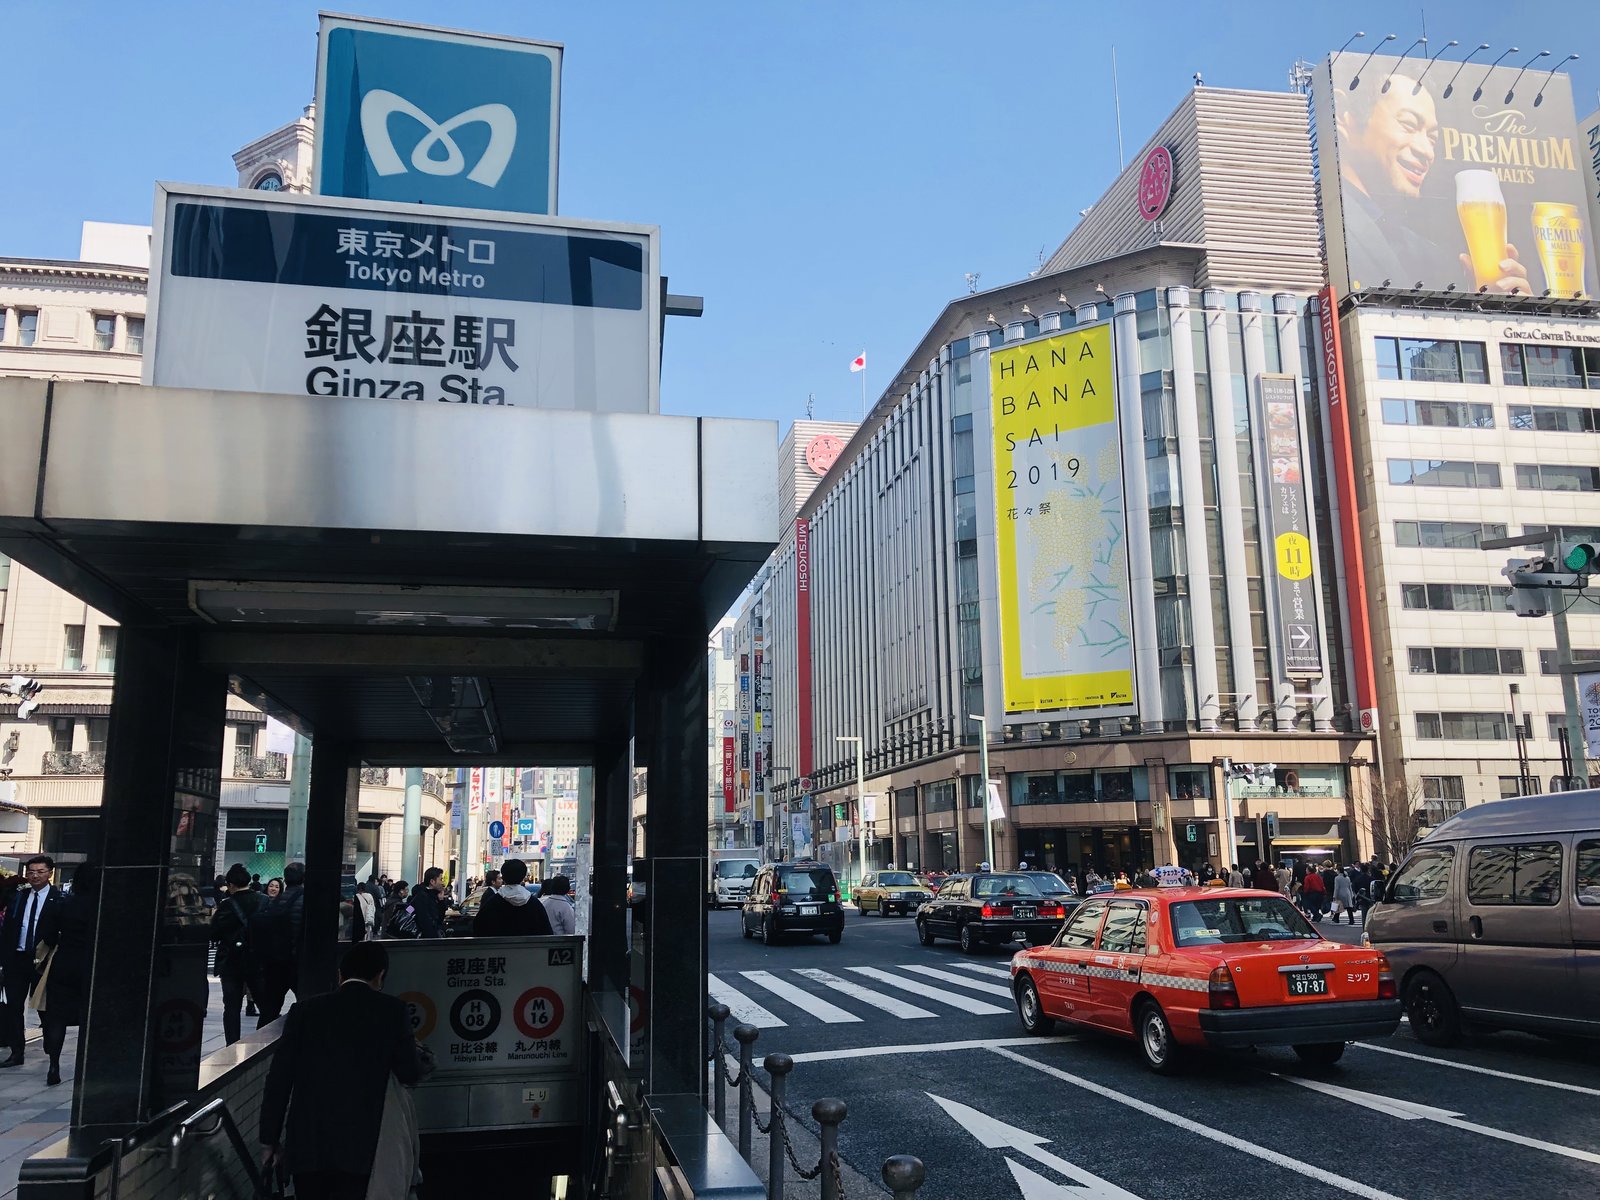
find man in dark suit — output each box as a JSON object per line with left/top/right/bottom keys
{"left": 1, "top": 855, "right": 63, "bottom": 1068}
{"left": 259, "top": 941, "right": 422, "bottom": 1199}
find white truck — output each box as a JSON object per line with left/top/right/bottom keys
{"left": 708, "top": 850, "right": 761, "bottom": 909}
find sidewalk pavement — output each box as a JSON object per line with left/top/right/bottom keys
{"left": 0, "top": 984, "right": 236, "bottom": 1199}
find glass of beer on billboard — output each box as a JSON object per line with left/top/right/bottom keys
{"left": 1532, "top": 202, "right": 1587, "bottom": 297}
{"left": 1456, "top": 170, "right": 1507, "bottom": 290}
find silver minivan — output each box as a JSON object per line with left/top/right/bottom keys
{"left": 1366, "top": 791, "right": 1600, "bottom": 1045}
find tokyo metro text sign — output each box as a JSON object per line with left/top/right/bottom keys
{"left": 316, "top": 14, "right": 563, "bottom": 216}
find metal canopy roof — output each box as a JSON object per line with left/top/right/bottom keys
{"left": 0, "top": 378, "right": 777, "bottom": 758}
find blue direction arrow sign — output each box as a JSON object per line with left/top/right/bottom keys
{"left": 488, "top": 820, "right": 506, "bottom": 839}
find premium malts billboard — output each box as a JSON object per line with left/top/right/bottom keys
{"left": 145, "top": 184, "right": 660, "bottom": 413}
{"left": 989, "top": 323, "right": 1134, "bottom": 717}
{"left": 1314, "top": 53, "right": 1596, "bottom": 298}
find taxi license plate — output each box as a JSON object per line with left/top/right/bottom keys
{"left": 1014, "top": 906, "right": 1037, "bottom": 919}
{"left": 1286, "top": 970, "right": 1327, "bottom": 996}
{"left": 800, "top": 905, "right": 818, "bottom": 916}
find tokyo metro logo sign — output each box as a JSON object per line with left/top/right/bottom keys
{"left": 316, "top": 15, "right": 562, "bottom": 216}
{"left": 360, "top": 91, "right": 517, "bottom": 187}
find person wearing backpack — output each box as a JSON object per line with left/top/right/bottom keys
{"left": 475, "top": 859, "right": 553, "bottom": 937}
{"left": 253, "top": 861, "right": 307, "bottom": 1028}
{"left": 211, "top": 863, "right": 266, "bottom": 1045}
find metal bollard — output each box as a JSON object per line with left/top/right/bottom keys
{"left": 882, "top": 1155, "right": 926, "bottom": 1200}
{"left": 764, "top": 1053, "right": 794, "bottom": 1200}
{"left": 734, "top": 1023, "right": 760, "bottom": 1162}
{"left": 813, "top": 1098, "right": 847, "bottom": 1200}
{"left": 710, "top": 1002, "right": 731, "bottom": 1124}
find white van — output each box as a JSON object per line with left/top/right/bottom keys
{"left": 1365, "top": 791, "right": 1599, "bottom": 1045}
{"left": 708, "top": 855, "right": 760, "bottom": 909}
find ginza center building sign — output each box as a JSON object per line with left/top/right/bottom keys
{"left": 145, "top": 184, "right": 660, "bottom": 413}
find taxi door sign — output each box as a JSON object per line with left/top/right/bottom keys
{"left": 385, "top": 934, "right": 581, "bottom": 1078}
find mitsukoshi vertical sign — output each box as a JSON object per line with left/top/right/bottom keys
{"left": 989, "top": 323, "right": 1134, "bottom": 716}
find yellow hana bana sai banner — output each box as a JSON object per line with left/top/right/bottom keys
{"left": 990, "top": 324, "right": 1134, "bottom": 715}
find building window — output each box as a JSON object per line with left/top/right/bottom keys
{"left": 1407, "top": 647, "right": 1523, "bottom": 675}
{"left": 17, "top": 310, "right": 38, "bottom": 347}
{"left": 95, "top": 627, "right": 118, "bottom": 673}
{"left": 1414, "top": 711, "right": 1532, "bottom": 740}
{"left": 1010, "top": 772, "right": 1061, "bottom": 807}
{"left": 1539, "top": 647, "right": 1600, "bottom": 675}
{"left": 62, "top": 625, "right": 84, "bottom": 671}
{"left": 1394, "top": 520, "right": 1506, "bottom": 549}
{"left": 92, "top": 314, "right": 115, "bottom": 351}
{"left": 1400, "top": 582, "right": 1513, "bottom": 612}
{"left": 1376, "top": 337, "right": 1490, "bottom": 384}
{"left": 50, "top": 717, "right": 74, "bottom": 754}
{"left": 233, "top": 722, "right": 258, "bottom": 758}
{"left": 1508, "top": 402, "right": 1600, "bottom": 432}
{"left": 126, "top": 317, "right": 145, "bottom": 355}
{"left": 1387, "top": 459, "right": 1501, "bottom": 488}
{"left": 1514, "top": 463, "right": 1600, "bottom": 492}
{"left": 1501, "top": 342, "right": 1598, "bottom": 389}
{"left": 1380, "top": 398, "right": 1494, "bottom": 428}
{"left": 253, "top": 172, "right": 284, "bottom": 191}
{"left": 1421, "top": 775, "right": 1465, "bottom": 801}
{"left": 923, "top": 780, "right": 956, "bottom": 815}
{"left": 87, "top": 718, "right": 109, "bottom": 755}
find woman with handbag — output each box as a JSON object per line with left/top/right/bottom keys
{"left": 31, "top": 862, "right": 99, "bottom": 1087}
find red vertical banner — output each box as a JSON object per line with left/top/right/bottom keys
{"left": 722, "top": 737, "right": 737, "bottom": 813}
{"left": 795, "top": 518, "right": 813, "bottom": 785}
{"left": 1317, "top": 286, "right": 1378, "bottom": 728}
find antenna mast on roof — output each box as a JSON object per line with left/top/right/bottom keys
{"left": 1111, "top": 46, "right": 1126, "bottom": 169}
{"left": 805, "top": 392, "right": 815, "bottom": 420}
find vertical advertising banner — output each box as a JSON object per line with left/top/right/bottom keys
{"left": 1257, "top": 374, "right": 1323, "bottom": 678}
{"left": 795, "top": 518, "right": 814, "bottom": 783}
{"left": 1583, "top": 109, "right": 1600, "bottom": 260}
{"left": 722, "top": 737, "right": 736, "bottom": 814}
{"left": 1579, "top": 673, "right": 1600, "bottom": 760}
{"left": 1314, "top": 53, "right": 1595, "bottom": 297}
{"left": 469, "top": 766, "right": 483, "bottom": 814}
{"left": 989, "top": 323, "right": 1134, "bottom": 716}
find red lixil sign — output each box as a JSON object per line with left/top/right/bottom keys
{"left": 1318, "top": 285, "right": 1376, "bottom": 717}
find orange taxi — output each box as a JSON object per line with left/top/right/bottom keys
{"left": 1009, "top": 887, "right": 1401, "bottom": 1072}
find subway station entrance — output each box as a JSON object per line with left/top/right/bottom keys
{"left": 0, "top": 376, "right": 775, "bottom": 1197}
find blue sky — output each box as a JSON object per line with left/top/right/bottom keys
{"left": 5, "top": 1, "right": 1597, "bottom": 429}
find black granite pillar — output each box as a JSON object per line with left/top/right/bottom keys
{"left": 588, "top": 739, "right": 632, "bottom": 1047}
{"left": 642, "top": 637, "right": 707, "bottom": 1098}
{"left": 301, "top": 740, "right": 357, "bottom": 998}
{"left": 72, "top": 627, "right": 225, "bottom": 1142}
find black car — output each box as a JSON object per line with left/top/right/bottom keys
{"left": 915, "top": 872, "right": 1075, "bottom": 953}
{"left": 741, "top": 861, "right": 844, "bottom": 945}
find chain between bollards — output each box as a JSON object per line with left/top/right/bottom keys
{"left": 881, "top": 1155, "right": 925, "bottom": 1200}
{"left": 735, "top": 1024, "right": 759, "bottom": 1162}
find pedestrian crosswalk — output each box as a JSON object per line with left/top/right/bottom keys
{"left": 709, "top": 961, "right": 1018, "bottom": 1027}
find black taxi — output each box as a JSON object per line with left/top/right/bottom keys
{"left": 741, "top": 860, "right": 845, "bottom": 945}
{"left": 916, "top": 872, "right": 1074, "bottom": 952}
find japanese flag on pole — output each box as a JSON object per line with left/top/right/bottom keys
{"left": 849, "top": 352, "right": 866, "bottom": 373}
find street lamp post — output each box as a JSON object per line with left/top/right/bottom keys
{"left": 836, "top": 736, "right": 867, "bottom": 892}
{"left": 969, "top": 714, "right": 995, "bottom": 871}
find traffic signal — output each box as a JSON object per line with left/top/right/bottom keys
{"left": 1562, "top": 541, "right": 1600, "bottom": 574}
{"left": 254, "top": 833, "right": 268, "bottom": 854}
{"left": 3, "top": 675, "right": 43, "bottom": 720}
{"left": 1185, "top": 823, "right": 1197, "bottom": 842}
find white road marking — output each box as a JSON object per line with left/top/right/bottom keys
{"left": 706, "top": 972, "right": 786, "bottom": 1028}
{"left": 788, "top": 1035, "right": 1071, "bottom": 1063}
{"left": 944, "top": 961, "right": 1019, "bottom": 980}
{"left": 741, "top": 970, "right": 861, "bottom": 1023}
{"left": 846, "top": 967, "right": 1011, "bottom": 1015}
{"left": 794, "top": 968, "right": 936, "bottom": 1019}
{"left": 1281, "top": 1073, "right": 1600, "bottom": 1167}
{"left": 1350, "top": 1041, "right": 1600, "bottom": 1097}
{"left": 928, "top": 1093, "right": 1144, "bottom": 1200}
{"left": 895, "top": 963, "right": 1015, "bottom": 997}
{"left": 990, "top": 1047, "right": 1405, "bottom": 1200}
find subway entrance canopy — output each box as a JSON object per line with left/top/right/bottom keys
{"left": 0, "top": 376, "right": 776, "bottom": 1194}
